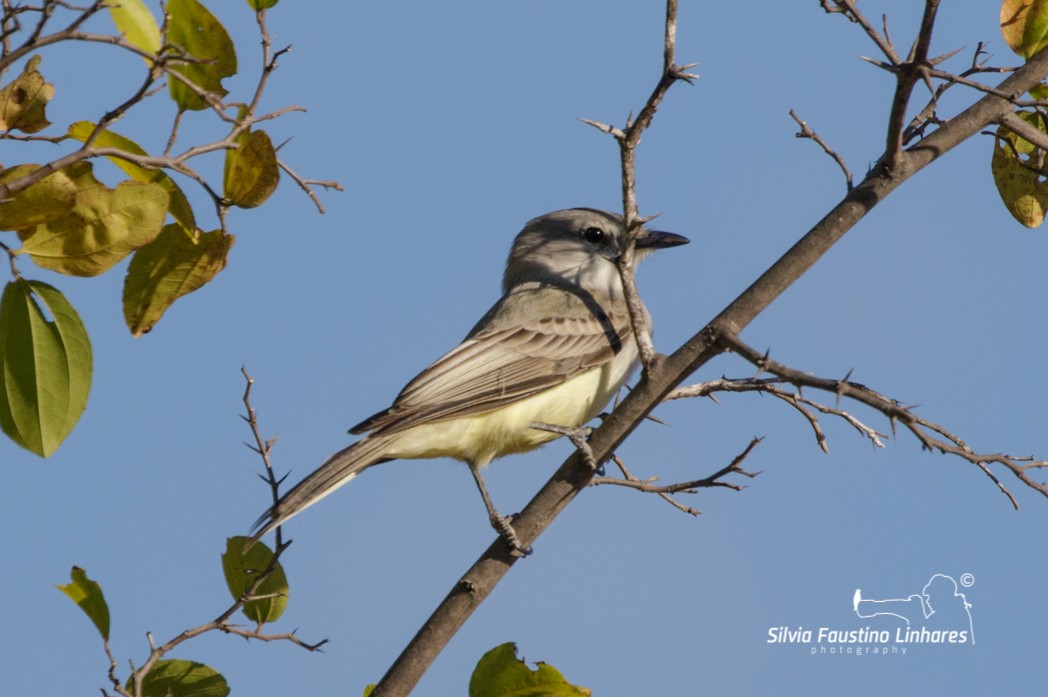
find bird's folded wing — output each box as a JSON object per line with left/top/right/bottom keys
{"left": 351, "top": 304, "right": 632, "bottom": 436}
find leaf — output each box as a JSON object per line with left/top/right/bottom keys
{"left": 0, "top": 280, "right": 92, "bottom": 457}
{"left": 1024, "top": 0, "right": 1048, "bottom": 58}
{"left": 0, "top": 54, "right": 55, "bottom": 133}
{"left": 56, "top": 567, "right": 110, "bottom": 640}
{"left": 166, "top": 0, "right": 238, "bottom": 111}
{"left": 221, "top": 536, "right": 288, "bottom": 625}
{"left": 1031, "top": 82, "right": 1048, "bottom": 101}
{"left": 123, "top": 225, "right": 234, "bottom": 336}
{"left": 247, "top": 0, "right": 279, "bottom": 8}
{"left": 127, "top": 660, "right": 229, "bottom": 697}
{"left": 1001, "top": 0, "right": 1048, "bottom": 58}
{"left": 469, "top": 643, "right": 591, "bottom": 697}
{"left": 67, "top": 121, "right": 196, "bottom": 232}
{"left": 223, "top": 128, "right": 279, "bottom": 208}
{"left": 0, "top": 164, "right": 78, "bottom": 230}
{"left": 16, "top": 163, "right": 169, "bottom": 277}
{"left": 108, "top": 0, "right": 162, "bottom": 60}
{"left": 991, "top": 112, "right": 1048, "bottom": 227}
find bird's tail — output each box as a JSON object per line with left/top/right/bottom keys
{"left": 248, "top": 435, "right": 391, "bottom": 546}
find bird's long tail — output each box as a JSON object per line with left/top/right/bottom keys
{"left": 248, "top": 435, "right": 392, "bottom": 545}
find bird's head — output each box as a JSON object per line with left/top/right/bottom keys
{"left": 503, "top": 208, "right": 689, "bottom": 296}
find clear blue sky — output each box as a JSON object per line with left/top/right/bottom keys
{"left": 4, "top": 1, "right": 1046, "bottom": 695}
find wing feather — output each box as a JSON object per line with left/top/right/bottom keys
{"left": 351, "top": 287, "right": 631, "bottom": 436}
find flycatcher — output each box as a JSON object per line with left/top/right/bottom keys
{"left": 250, "top": 208, "right": 688, "bottom": 552}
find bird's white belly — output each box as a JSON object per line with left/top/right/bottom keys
{"left": 384, "top": 345, "right": 638, "bottom": 467}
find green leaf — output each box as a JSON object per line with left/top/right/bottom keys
{"left": 123, "top": 225, "right": 234, "bottom": 336}
{"left": 1031, "top": 82, "right": 1048, "bottom": 101}
{"left": 991, "top": 111, "right": 1048, "bottom": 227}
{"left": 127, "top": 660, "right": 229, "bottom": 697}
{"left": 223, "top": 128, "right": 279, "bottom": 208}
{"left": 16, "top": 162, "right": 169, "bottom": 277}
{"left": 0, "top": 164, "right": 78, "bottom": 230}
{"left": 0, "top": 280, "right": 92, "bottom": 457}
{"left": 469, "top": 643, "right": 591, "bottom": 697}
{"left": 56, "top": 567, "right": 110, "bottom": 640}
{"left": 67, "top": 121, "right": 196, "bottom": 232}
{"left": 1024, "top": 0, "right": 1048, "bottom": 58}
{"left": 166, "top": 0, "right": 238, "bottom": 111}
{"left": 247, "top": 0, "right": 279, "bottom": 8}
{"left": 221, "top": 536, "right": 288, "bottom": 625}
{"left": 1001, "top": 0, "right": 1048, "bottom": 58}
{"left": 0, "top": 54, "right": 55, "bottom": 133}
{"left": 108, "top": 0, "right": 162, "bottom": 60}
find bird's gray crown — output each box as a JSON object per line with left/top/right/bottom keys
{"left": 502, "top": 208, "right": 687, "bottom": 296}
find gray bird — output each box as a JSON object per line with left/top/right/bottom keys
{"left": 251, "top": 208, "right": 688, "bottom": 552}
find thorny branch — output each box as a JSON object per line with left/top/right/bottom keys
{"left": 789, "top": 109, "right": 854, "bottom": 190}
{"left": 716, "top": 333, "right": 1048, "bottom": 510}
{"left": 579, "top": 0, "right": 698, "bottom": 370}
{"left": 0, "top": 1, "right": 337, "bottom": 234}
{"left": 373, "top": 4, "right": 1048, "bottom": 695}
{"left": 110, "top": 370, "right": 325, "bottom": 697}
{"left": 591, "top": 439, "right": 762, "bottom": 516}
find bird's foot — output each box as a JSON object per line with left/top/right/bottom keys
{"left": 529, "top": 422, "right": 601, "bottom": 473}
{"left": 490, "top": 512, "right": 532, "bottom": 557}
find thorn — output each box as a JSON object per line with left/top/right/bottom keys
{"left": 637, "top": 211, "right": 663, "bottom": 226}
{"left": 859, "top": 55, "right": 897, "bottom": 71}
{"left": 577, "top": 116, "right": 624, "bottom": 139}
{"left": 929, "top": 45, "right": 965, "bottom": 66}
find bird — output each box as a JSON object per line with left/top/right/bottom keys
{"left": 249, "top": 208, "right": 688, "bottom": 553}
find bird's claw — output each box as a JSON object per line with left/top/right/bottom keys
{"left": 491, "top": 513, "right": 532, "bottom": 556}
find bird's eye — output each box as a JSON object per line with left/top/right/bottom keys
{"left": 582, "top": 227, "right": 606, "bottom": 244}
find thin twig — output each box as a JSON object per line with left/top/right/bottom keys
{"left": 789, "top": 109, "right": 854, "bottom": 190}
{"left": 592, "top": 438, "right": 762, "bottom": 515}
{"left": 719, "top": 333, "right": 1048, "bottom": 509}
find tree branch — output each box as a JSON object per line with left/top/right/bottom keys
{"left": 719, "top": 333, "right": 1048, "bottom": 508}
{"left": 367, "top": 25, "right": 1048, "bottom": 696}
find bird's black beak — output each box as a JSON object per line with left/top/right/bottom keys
{"left": 636, "top": 229, "right": 690, "bottom": 250}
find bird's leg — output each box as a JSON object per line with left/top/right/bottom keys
{"left": 468, "top": 462, "right": 532, "bottom": 556}
{"left": 529, "top": 422, "right": 601, "bottom": 474}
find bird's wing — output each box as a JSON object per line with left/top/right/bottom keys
{"left": 351, "top": 287, "right": 632, "bottom": 436}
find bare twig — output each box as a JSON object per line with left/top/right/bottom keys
{"left": 719, "top": 333, "right": 1048, "bottom": 509}
{"left": 241, "top": 367, "right": 285, "bottom": 549}
{"left": 579, "top": 0, "right": 697, "bottom": 371}
{"left": 217, "top": 624, "right": 329, "bottom": 652}
{"left": 592, "top": 438, "right": 762, "bottom": 515}
{"left": 122, "top": 370, "right": 323, "bottom": 695}
{"left": 789, "top": 109, "right": 854, "bottom": 190}
{"left": 277, "top": 158, "right": 344, "bottom": 214}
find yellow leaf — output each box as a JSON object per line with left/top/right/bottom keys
{"left": 0, "top": 164, "right": 79, "bottom": 230}
{"left": 17, "top": 164, "right": 169, "bottom": 276}
{"left": 0, "top": 55, "right": 55, "bottom": 133}
{"left": 123, "top": 225, "right": 234, "bottom": 336}
{"left": 223, "top": 128, "right": 279, "bottom": 208}
{"left": 67, "top": 121, "right": 196, "bottom": 232}
{"left": 991, "top": 114, "right": 1048, "bottom": 227}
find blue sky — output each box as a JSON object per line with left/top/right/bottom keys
{"left": 3, "top": 1, "right": 1046, "bottom": 695}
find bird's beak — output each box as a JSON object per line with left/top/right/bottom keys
{"left": 635, "top": 229, "right": 690, "bottom": 250}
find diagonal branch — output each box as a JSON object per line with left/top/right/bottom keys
{"left": 368, "top": 14, "right": 1048, "bottom": 697}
